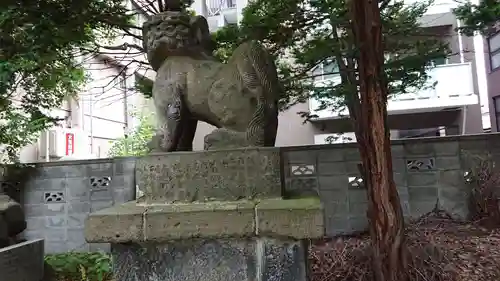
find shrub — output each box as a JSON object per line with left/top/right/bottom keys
{"left": 463, "top": 152, "right": 500, "bottom": 228}
{"left": 44, "top": 252, "right": 112, "bottom": 281}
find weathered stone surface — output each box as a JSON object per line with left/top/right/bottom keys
{"left": 86, "top": 197, "right": 324, "bottom": 243}
{"left": 260, "top": 239, "right": 307, "bottom": 281}
{"left": 136, "top": 148, "right": 282, "bottom": 203}
{"left": 85, "top": 201, "right": 256, "bottom": 243}
{"left": 112, "top": 240, "right": 256, "bottom": 281}
{"left": 256, "top": 198, "right": 324, "bottom": 239}
{"left": 0, "top": 194, "right": 26, "bottom": 247}
{"left": 111, "top": 238, "right": 307, "bottom": 281}
{"left": 142, "top": 11, "right": 280, "bottom": 152}
{"left": 144, "top": 201, "right": 256, "bottom": 241}
{"left": 84, "top": 202, "right": 144, "bottom": 243}
{"left": 204, "top": 128, "right": 249, "bottom": 150}
{"left": 0, "top": 239, "right": 44, "bottom": 281}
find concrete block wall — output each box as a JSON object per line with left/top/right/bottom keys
{"left": 2, "top": 133, "right": 499, "bottom": 253}
{"left": 18, "top": 158, "right": 135, "bottom": 253}
{"left": 281, "top": 133, "right": 500, "bottom": 236}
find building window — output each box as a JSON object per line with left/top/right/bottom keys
{"left": 322, "top": 60, "right": 340, "bottom": 80}
{"left": 494, "top": 96, "right": 500, "bottom": 131}
{"left": 488, "top": 32, "right": 500, "bottom": 71}
{"left": 398, "top": 128, "right": 440, "bottom": 138}
{"left": 430, "top": 57, "right": 448, "bottom": 66}
{"left": 118, "top": 73, "right": 126, "bottom": 89}
{"left": 208, "top": 0, "right": 235, "bottom": 14}
{"left": 311, "top": 60, "right": 339, "bottom": 82}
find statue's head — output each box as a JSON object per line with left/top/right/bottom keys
{"left": 142, "top": 11, "right": 214, "bottom": 71}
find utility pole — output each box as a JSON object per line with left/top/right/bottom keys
{"left": 348, "top": 1, "right": 408, "bottom": 281}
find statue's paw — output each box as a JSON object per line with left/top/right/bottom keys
{"left": 148, "top": 134, "right": 163, "bottom": 152}
{"left": 204, "top": 128, "right": 248, "bottom": 150}
{"left": 148, "top": 133, "right": 176, "bottom": 152}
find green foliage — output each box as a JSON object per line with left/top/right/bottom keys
{"left": 454, "top": 0, "right": 500, "bottom": 36}
{"left": 108, "top": 109, "right": 155, "bottom": 157}
{"left": 134, "top": 75, "right": 154, "bottom": 99}
{"left": 0, "top": 0, "right": 132, "bottom": 162}
{"left": 212, "top": 0, "right": 449, "bottom": 116}
{"left": 212, "top": 24, "right": 246, "bottom": 63}
{"left": 45, "top": 252, "right": 112, "bottom": 281}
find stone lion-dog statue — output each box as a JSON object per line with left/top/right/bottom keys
{"left": 142, "top": 11, "right": 280, "bottom": 151}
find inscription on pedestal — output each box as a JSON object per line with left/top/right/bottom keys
{"left": 136, "top": 148, "right": 282, "bottom": 203}
{"left": 111, "top": 238, "right": 308, "bottom": 281}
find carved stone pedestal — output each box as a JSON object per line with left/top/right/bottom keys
{"left": 111, "top": 238, "right": 308, "bottom": 281}
{"left": 84, "top": 148, "right": 324, "bottom": 281}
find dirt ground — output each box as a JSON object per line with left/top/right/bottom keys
{"left": 309, "top": 213, "right": 500, "bottom": 281}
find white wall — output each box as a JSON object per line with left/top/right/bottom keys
{"left": 19, "top": 56, "right": 147, "bottom": 162}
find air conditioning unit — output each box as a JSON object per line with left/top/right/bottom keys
{"left": 39, "top": 128, "right": 86, "bottom": 159}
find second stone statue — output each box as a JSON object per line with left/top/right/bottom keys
{"left": 142, "top": 11, "right": 281, "bottom": 152}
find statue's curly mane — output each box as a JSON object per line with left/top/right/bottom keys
{"left": 142, "top": 11, "right": 213, "bottom": 71}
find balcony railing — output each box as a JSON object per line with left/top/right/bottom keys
{"left": 403, "top": 0, "right": 457, "bottom": 15}
{"left": 310, "top": 62, "right": 478, "bottom": 120}
{"left": 207, "top": 0, "right": 236, "bottom": 16}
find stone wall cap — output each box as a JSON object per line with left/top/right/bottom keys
{"left": 144, "top": 146, "right": 281, "bottom": 157}
{"left": 0, "top": 238, "right": 44, "bottom": 252}
{"left": 256, "top": 197, "right": 323, "bottom": 211}
{"left": 144, "top": 200, "right": 257, "bottom": 213}
{"left": 255, "top": 198, "right": 324, "bottom": 239}
{"left": 91, "top": 201, "right": 145, "bottom": 215}
{"left": 85, "top": 198, "right": 325, "bottom": 243}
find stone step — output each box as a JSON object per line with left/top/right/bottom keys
{"left": 84, "top": 197, "right": 324, "bottom": 243}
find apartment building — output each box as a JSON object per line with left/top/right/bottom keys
{"left": 484, "top": 22, "right": 500, "bottom": 132}
{"left": 188, "top": 0, "right": 486, "bottom": 149}
{"left": 18, "top": 56, "right": 148, "bottom": 162}
{"left": 18, "top": 2, "right": 150, "bottom": 163}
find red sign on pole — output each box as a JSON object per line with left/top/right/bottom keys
{"left": 66, "top": 133, "right": 74, "bottom": 156}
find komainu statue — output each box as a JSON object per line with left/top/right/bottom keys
{"left": 142, "top": 11, "right": 280, "bottom": 151}
{"left": 0, "top": 194, "right": 26, "bottom": 248}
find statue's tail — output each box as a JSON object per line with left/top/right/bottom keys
{"left": 246, "top": 41, "right": 281, "bottom": 108}
{"left": 246, "top": 41, "right": 280, "bottom": 146}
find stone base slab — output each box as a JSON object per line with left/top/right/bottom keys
{"left": 0, "top": 239, "right": 44, "bottom": 281}
{"left": 112, "top": 238, "right": 307, "bottom": 281}
{"left": 84, "top": 198, "right": 324, "bottom": 243}
{"left": 136, "top": 147, "right": 282, "bottom": 203}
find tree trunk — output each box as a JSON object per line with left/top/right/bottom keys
{"left": 348, "top": 1, "right": 408, "bottom": 281}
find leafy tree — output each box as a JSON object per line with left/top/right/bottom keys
{"left": 0, "top": 0, "right": 133, "bottom": 162}
{"left": 454, "top": 0, "right": 500, "bottom": 36}
{"left": 213, "top": 0, "right": 449, "bottom": 115}
{"left": 349, "top": 1, "right": 407, "bottom": 280}
{"left": 107, "top": 110, "right": 155, "bottom": 157}
{"left": 134, "top": 75, "right": 154, "bottom": 99}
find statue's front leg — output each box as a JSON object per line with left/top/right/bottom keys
{"left": 158, "top": 84, "right": 187, "bottom": 152}
{"left": 176, "top": 118, "right": 198, "bottom": 151}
